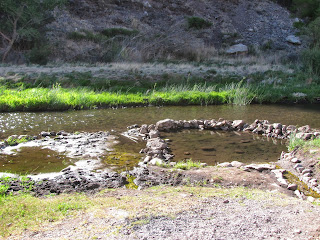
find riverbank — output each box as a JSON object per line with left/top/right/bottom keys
{"left": 0, "top": 61, "right": 319, "bottom": 112}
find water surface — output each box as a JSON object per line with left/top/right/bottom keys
{"left": 0, "top": 104, "right": 319, "bottom": 174}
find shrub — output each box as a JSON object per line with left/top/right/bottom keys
{"left": 100, "top": 28, "right": 139, "bottom": 37}
{"left": 307, "top": 17, "right": 320, "bottom": 47}
{"left": 187, "top": 16, "right": 212, "bottom": 29}
{"left": 27, "top": 45, "right": 51, "bottom": 65}
{"left": 302, "top": 47, "right": 320, "bottom": 76}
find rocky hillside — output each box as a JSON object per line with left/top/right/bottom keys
{"left": 46, "top": 0, "right": 301, "bottom": 62}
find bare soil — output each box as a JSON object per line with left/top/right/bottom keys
{"left": 6, "top": 166, "right": 320, "bottom": 240}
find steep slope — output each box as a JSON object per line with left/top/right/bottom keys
{"left": 47, "top": 0, "right": 300, "bottom": 62}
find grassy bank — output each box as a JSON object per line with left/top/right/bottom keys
{"left": 0, "top": 65, "right": 319, "bottom": 111}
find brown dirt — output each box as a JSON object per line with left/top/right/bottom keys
{"left": 7, "top": 166, "right": 320, "bottom": 240}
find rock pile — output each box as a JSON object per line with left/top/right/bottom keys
{"left": 280, "top": 151, "right": 320, "bottom": 195}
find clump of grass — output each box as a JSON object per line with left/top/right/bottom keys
{"left": 4, "top": 136, "right": 33, "bottom": 146}
{"left": 67, "top": 30, "right": 106, "bottom": 43}
{"left": 287, "top": 134, "right": 320, "bottom": 151}
{"left": 101, "top": 28, "right": 138, "bottom": 37}
{"left": 187, "top": 16, "right": 212, "bottom": 29}
{"left": 173, "top": 159, "right": 203, "bottom": 170}
{"left": 125, "top": 175, "right": 138, "bottom": 189}
{"left": 221, "top": 80, "right": 257, "bottom": 105}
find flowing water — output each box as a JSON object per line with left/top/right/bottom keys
{"left": 0, "top": 104, "right": 319, "bottom": 174}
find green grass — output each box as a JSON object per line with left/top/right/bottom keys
{"left": 288, "top": 135, "right": 320, "bottom": 151}
{"left": 173, "top": 159, "right": 203, "bottom": 170}
{"left": 0, "top": 193, "right": 90, "bottom": 237}
{"left": 0, "top": 68, "right": 319, "bottom": 112}
{"left": 4, "top": 136, "right": 33, "bottom": 146}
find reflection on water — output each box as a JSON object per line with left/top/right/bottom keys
{"left": 0, "top": 147, "right": 74, "bottom": 174}
{"left": 0, "top": 104, "right": 319, "bottom": 139}
{"left": 162, "top": 130, "right": 287, "bottom": 165}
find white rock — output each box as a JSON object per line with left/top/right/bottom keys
{"left": 217, "top": 162, "right": 232, "bottom": 167}
{"left": 231, "top": 161, "right": 244, "bottom": 168}
{"left": 307, "top": 196, "right": 315, "bottom": 203}
{"left": 226, "top": 44, "right": 248, "bottom": 54}
{"left": 286, "top": 35, "right": 301, "bottom": 45}
{"left": 149, "top": 158, "right": 164, "bottom": 165}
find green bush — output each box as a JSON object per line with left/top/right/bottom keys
{"left": 67, "top": 30, "right": 105, "bottom": 42}
{"left": 302, "top": 47, "right": 320, "bottom": 76}
{"left": 27, "top": 45, "right": 51, "bottom": 65}
{"left": 187, "top": 16, "right": 212, "bottom": 29}
{"left": 293, "top": 0, "right": 320, "bottom": 20}
{"left": 308, "top": 17, "right": 320, "bottom": 47}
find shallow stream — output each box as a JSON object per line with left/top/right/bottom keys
{"left": 0, "top": 104, "right": 319, "bottom": 174}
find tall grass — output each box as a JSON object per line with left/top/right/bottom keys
{"left": 220, "top": 80, "right": 257, "bottom": 105}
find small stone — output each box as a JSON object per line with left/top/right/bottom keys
{"left": 231, "top": 161, "right": 244, "bottom": 168}
{"left": 293, "top": 229, "right": 302, "bottom": 234}
{"left": 217, "top": 162, "right": 232, "bottom": 167}
{"left": 294, "top": 164, "right": 303, "bottom": 169}
{"left": 287, "top": 183, "right": 298, "bottom": 191}
{"left": 291, "top": 158, "right": 301, "bottom": 163}
{"left": 307, "top": 196, "right": 315, "bottom": 203}
{"left": 149, "top": 158, "right": 164, "bottom": 165}
{"left": 223, "top": 200, "right": 229, "bottom": 204}
{"left": 296, "top": 167, "right": 304, "bottom": 173}
{"left": 286, "top": 35, "right": 301, "bottom": 45}
{"left": 302, "top": 169, "right": 312, "bottom": 174}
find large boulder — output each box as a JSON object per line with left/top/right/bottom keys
{"left": 226, "top": 44, "right": 248, "bottom": 54}
{"left": 156, "top": 119, "right": 176, "bottom": 131}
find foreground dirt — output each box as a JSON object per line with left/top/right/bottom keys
{"left": 6, "top": 166, "right": 320, "bottom": 240}
{"left": 8, "top": 187, "right": 320, "bottom": 240}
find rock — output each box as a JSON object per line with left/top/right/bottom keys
{"left": 149, "top": 130, "right": 160, "bottom": 138}
{"left": 143, "top": 156, "right": 152, "bottom": 163}
{"left": 302, "top": 169, "right": 312, "bottom": 174}
{"left": 307, "top": 196, "right": 315, "bottom": 203}
{"left": 232, "top": 120, "right": 246, "bottom": 129}
{"left": 294, "top": 190, "right": 305, "bottom": 200}
{"left": 291, "top": 158, "right": 301, "bottom": 163}
{"left": 140, "top": 124, "right": 149, "bottom": 134}
{"left": 41, "top": 131, "right": 51, "bottom": 137}
{"left": 231, "top": 161, "right": 244, "bottom": 168}
{"left": 156, "top": 119, "right": 176, "bottom": 131}
{"left": 217, "top": 162, "right": 232, "bottom": 167}
{"left": 287, "top": 183, "right": 298, "bottom": 191}
{"left": 243, "top": 164, "right": 276, "bottom": 172}
{"left": 200, "top": 163, "right": 208, "bottom": 167}
{"left": 273, "top": 123, "right": 282, "bottom": 129}
{"left": 146, "top": 138, "right": 167, "bottom": 150}
{"left": 226, "top": 44, "right": 248, "bottom": 54}
{"left": 293, "top": 229, "right": 302, "bottom": 234}
{"left": 149, "top": 158, "right": 164, "bottom": 165}
{"left": 286, "top": 35, "right": 301, "bottom": 45}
